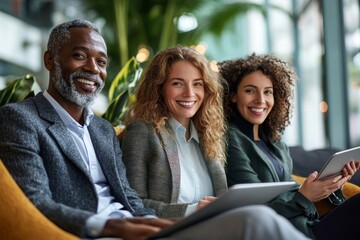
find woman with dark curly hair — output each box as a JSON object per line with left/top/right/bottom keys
{"left": 220, "top": 53, "right": 360, "bottom": 240}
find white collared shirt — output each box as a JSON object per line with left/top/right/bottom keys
{"left": 168, "top": 118, "right": 214, "bottom": 215}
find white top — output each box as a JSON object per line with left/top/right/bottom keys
{"left": 168, "top": 117, "right": 214, "bottom": 216}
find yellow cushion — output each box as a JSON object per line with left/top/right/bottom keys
{"left": 292, "top": 174, "right": 360, "bottom": 217}
{"left": 0, "top": 160, "right": 79, "bottom": 240}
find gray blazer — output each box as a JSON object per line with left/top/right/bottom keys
{"left": 0, "top": 93, "right": 154, "bottom": 237}
{"left": 121, "top": 120, "right": 227, "bottom": 218}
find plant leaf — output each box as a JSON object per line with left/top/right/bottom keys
{"left": 0, "top": 74, "right": 35, "bottom": 106}
{"left": 102, "top": 89, "right": 129, "bottom": 126}
{"left": 108, "top": 57, "right": 142, "bottom": 102}
{"left": 9, "top": 74, "right": 35, "bottom": 103}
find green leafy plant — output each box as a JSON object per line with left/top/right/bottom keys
{"left": 0, "top": 74, "right": 36, "bottom": 107}
{"left": 101, "top": 57, "right": 143, "bottom": 126}
{"left": 82, "top": 0, "right": 286, "bottom": 69}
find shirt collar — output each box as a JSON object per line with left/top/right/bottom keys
{"left": 43, "top": 90, "right": 94, "bottom": 127}
{"left": 168, "top": 117, "right": 199, "bottom": 143}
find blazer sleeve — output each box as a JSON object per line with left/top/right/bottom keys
{"left": 122, "top": 121, "right": 188, "bottom": 218}
{"left": 0, "top": 102, "right": 93, "bottom": 237}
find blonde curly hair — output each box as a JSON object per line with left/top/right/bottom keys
{"left": 219, "top": 53, "right": 297, "bottom": 142}
{"left": 125, "top": 46, "right": 226, "bottom": 162}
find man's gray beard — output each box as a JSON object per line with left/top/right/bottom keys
{"left": 52, "top": 61, "right": 104, "bottom": 107}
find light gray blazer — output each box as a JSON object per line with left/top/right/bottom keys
{"left": 0, "top": 93, "right": 154, "bottom": 237}
{"left": 121, "top": 120, "right": 227, "bottom": 218}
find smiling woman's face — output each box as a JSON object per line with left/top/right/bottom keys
{"left": 163, "top": 60, "right": 205, "bottom": 128}
{"left": 232, "top": 71, "right": 274, "bottom": 126}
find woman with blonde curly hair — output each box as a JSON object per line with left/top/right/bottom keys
{"left": 220, "top": 53, "right": 360, "bottom": 239}
{"left": 125, "top": 46, "right": 226, "bottom": 162}
{"left": 121, "top": 46, "right": 227, "bottom": 218}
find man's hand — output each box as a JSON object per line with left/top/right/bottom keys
{"left": 101, "top": 217, "right": 174, "bottom": 240}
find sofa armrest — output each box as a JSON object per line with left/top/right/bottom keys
{"left": 0, "top": 160, "right": 79, "bottom": 240}
{"left": 292, "top": 174, "right": 360, "bottom": 217}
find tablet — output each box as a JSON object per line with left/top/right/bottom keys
{"left": 317, "top": 146, "right": 360, "bottom": 180}
{"left": 149, "top": 181, "right": 297, "bottom": 239}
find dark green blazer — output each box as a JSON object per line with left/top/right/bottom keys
{"left": 226, "top": 122, "right": 318, "bottom": 239}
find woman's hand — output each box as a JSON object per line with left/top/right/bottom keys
{"left": 341, "top": 160, "right": 360, "bottom": 182}
{"left": 298, "top": 171, "right": 349, "bottom": 202}
{"left": 197, "top": 196, "right": 217, "bottom": 209}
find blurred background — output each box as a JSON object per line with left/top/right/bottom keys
{"left": 0, "top": 0, "right": 359, "bottom": 151}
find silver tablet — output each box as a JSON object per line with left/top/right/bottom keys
{"left": 317, "top": 146, "right": 360, "bottom": 180}
{"left": 149, "top": 181, "right": 296, "bottom": 239}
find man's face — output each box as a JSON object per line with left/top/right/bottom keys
{"left": 51, "top": 27, "right": 108, "bottom": 107}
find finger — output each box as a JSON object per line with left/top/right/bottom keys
{"left": 351, "top": 161, "right": 360, "bottom": 171}
{"left": 125, "top": 217, "right": 166, "bottom": 227}
{"left": 197, "top": 200, "right": 207, "bottom": 209}
{"left": 204, "top": 196, "right": 217, "bottom": 201}
{"left": 355, "top": 162, "right": 360, "bottom": 169}
{"left": 332, "top": 175, "right": 343, "bottom": 182}
{"left": 346, "top": 163, "right": 356, "bottom": 175}
{"left": 109, "top": 219, "right": 161, "bottom": 240}
{"left": 350, "top": 161, "right": 359, "bottom": 172}
{"left": 320, "top": 175, "right": 342, "bottom": 184}
{"left": 343, "top": 163, "right": 349, "bottom": 174}
{"left": 347, "top": 162, "right": 355, "bottom": 172}
{"left": 342, "top": 168, "right": 349, "bottom": 176}
{"left": 350, "top": 161, "right": 356, "bottom": 169}
{"left": 126, "top": 224, "right": 161, "bottom": 240}
{"left": 331, "top": 176, "right": 349, "bottom": 189}
{"left": 141, "top": 218, "right": 174, "bottom": 228}
{"left": 306, "top": 171, "right": 318, "bottom": 182}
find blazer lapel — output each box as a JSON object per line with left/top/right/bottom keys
{"left": 34, "top": 93, "right": 90, "bottom": 177}
{"left": 158, "top": 125, "right": 181, "bottom": 202}
{"left": 48, "top": 124, "right": 90, "bottom": 176}
{"left": 88, "top": 118, "right": 135, "bottom": 211}
{"left": 255, "top": 146, "right": 280, "bottom": 181}
{"left": 205, "top": 159, "right": 227, "bottom": 196}
{"left": 87, "top": 118, "right": 115, "bottom": 178}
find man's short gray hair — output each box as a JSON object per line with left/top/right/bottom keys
{"left": 47, "top": 19, "right": 101, "bottom": 56}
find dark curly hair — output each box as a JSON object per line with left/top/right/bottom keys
{"left": 219, "top": 53, "right": 297, "bottom": 142}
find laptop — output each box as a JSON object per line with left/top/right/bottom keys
{"left": 149, "top": 181, "right": 297, "bottom": 239}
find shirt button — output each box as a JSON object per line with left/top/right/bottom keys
{"left": 89, "top": 228, "right": 98, "bottom": 237}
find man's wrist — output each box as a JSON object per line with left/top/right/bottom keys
{"left": 86, "top": 214, "right": 109, "bottom": 238}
